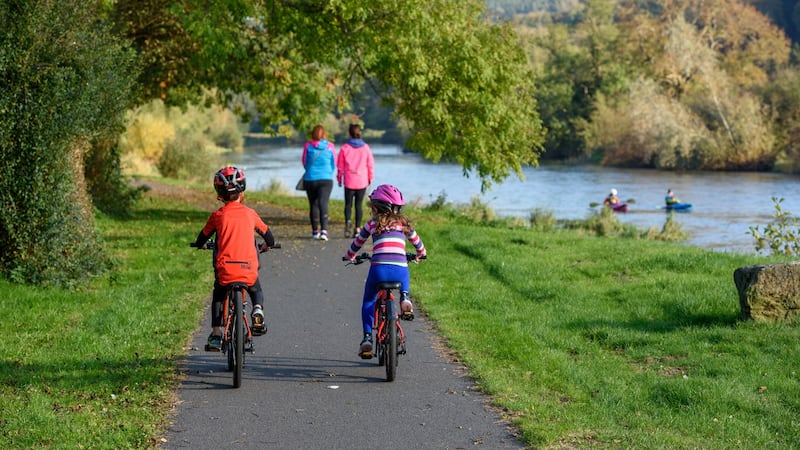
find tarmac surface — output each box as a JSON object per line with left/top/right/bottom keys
{"left": 161, "top": 220, "right": 526, "bottom": 449}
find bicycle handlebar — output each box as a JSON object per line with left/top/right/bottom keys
{"left": 190, "top": 240, "right": 281, "bottom": 252}
{"left": 343, "top": 252, "right": 426, "bottom": 265}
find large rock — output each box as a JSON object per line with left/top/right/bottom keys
{"left": 733, "top": 262, "right": 800, "bottom": 322}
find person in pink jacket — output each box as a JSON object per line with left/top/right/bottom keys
{"left": 337, "top": 124, "right": 375, "bottom": 237}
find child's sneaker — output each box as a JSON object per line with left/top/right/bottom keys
{"left": 400, "top": 292, "right": 414, "bottom": 321}
{"left": 312, "top": 231, "right": 321, "bottom": 240}
{"left": 206, "top": 333, "right": 222, "bottom": 352}
{"left": 252, "top": 305, "right": 266, "bottom": 335}
{"left": 320, "top": 230, "right": 329, "bottom": 241}
{"left": 358, "top": 335, "right": 373, "bottom": 359}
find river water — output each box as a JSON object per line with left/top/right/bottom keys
{"left": 227, "top": 143, "right": 800, "bottom": 255}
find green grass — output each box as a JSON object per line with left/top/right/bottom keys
{"left": 1, "top": 184, "right": 798, "bottom": 449}
{"left": 411, "top": 221, "right": 800, "bottom": 449}
{"left": 0, "top": 194, "right": 211, "bottom": 448}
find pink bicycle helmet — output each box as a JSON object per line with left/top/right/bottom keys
{"left": 369, "top": 184, "right": 405, "bottom": 213}
{"left": 214, "top": 166, "right": 246, "bottom": 197}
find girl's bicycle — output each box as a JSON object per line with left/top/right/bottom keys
{"left": 347, "top": 252, "right": 425, "bottom": 382}
{"left": 191, "top": 240, "right": 280, "bottom": 388}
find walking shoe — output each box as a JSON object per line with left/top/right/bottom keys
{"left": 320, "top": 230, "right": 329, "bottom": 241}
{"left": 312, "top": 231, "right": 321, "bottom": 240}
{"left": 206, "top": 333, "right": 222, "bottom": 352}
{"left": 252, "top": 305, "right": 266, "bottom": 335}
{"left": 358, "top": 335, "right": 373, "bottom": 359}
{"left": 344, "top": 221, "right": 352, "bottom": 238}
{"left": 400, "top": 293, "right": 414, "bottom": 321}
{"left": 352, "top": 227, "right": 360, "bottom": 238}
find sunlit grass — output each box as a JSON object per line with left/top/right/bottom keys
{"left": 411, "top": 222, "right": 799, "bottom": 449}
{"left": 0, "top": 194, "right": 211, "bottom": 448}
{"left": 2, "top": 184, "right": 798, "bottom": 449}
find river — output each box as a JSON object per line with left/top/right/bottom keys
{"left": 226, "top": 143, "right": 800, "bottom": 255}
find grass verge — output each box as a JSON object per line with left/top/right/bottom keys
{"left": 0, "top": 194, "right": 211, "bottom": 448}
{"left": 411, "top": 220, "right": 799, "bottom": 448}
{"left": 1, "top": 182, "right": 798, "bottom": 449}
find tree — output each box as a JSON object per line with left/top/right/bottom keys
{"left": 112, "top": 0, "right": 544, "bottom": 187}
{"left": 0, "top": 0, "right": 138, "bottom": 285}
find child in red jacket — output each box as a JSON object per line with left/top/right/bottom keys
{"left": 193, "top": 166, "right": 275, "bottom": 350}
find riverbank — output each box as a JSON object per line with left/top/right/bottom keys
{"left": 0, "top": 178, "right": 796, "bottom": 449}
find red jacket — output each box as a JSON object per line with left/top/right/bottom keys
{"left": 201, "top": 202, "right": 269, "bottom": 286}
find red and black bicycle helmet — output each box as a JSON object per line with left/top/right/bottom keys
{"left": 369, "top": 184, "right": 405, "bottom": 213}
{"left": 213, "top": 166, "right": 246, "bottom": 197}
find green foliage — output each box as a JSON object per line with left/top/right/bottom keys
{"left": 529, "top": 207, "right": 557, "bottom": 230}
{"left": 0, "top": 0, "right": 138, "bottom": 285}
{"left": 157, "top": 131, "right": 217, "bottom": 181}
{"left": 0, "top": 194, "right": 211, "bottom": 448}
{"left": 527, "top": 0, "right": 793, "bottom": 170}
{"left": 112, "top": 0, "right": 544, "bottom": 187}
{"left": 646, "top": 213, "right": 690, "bottom": 242}
{"left": 120, "top": 99, "right": 244, "bottom": 180}
{"left": 749, "top": 197, "right": 800, "bottom": 255}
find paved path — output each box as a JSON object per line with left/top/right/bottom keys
{"left": 162, "top": 230, "right": 525, "bottom": 449}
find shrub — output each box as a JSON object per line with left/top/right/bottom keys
{"left": 749, "top": 197, "right": 800, "bottom": 255}
{"left": 529, "top": 208, "right": 557, "bottom": 230}
{"left": 157, "top": 131, "right": 216, "bottom": 182}
{"left": 0, "top": 0, "right": 137, "bottom": 285}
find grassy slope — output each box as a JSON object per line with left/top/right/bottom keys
{"left": 412, "top": 220, "right": 799, "bottom": 448}
{"left": 1, "top": 182, "right": 797, "bottom": 449}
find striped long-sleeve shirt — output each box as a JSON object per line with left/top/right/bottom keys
{"left": 345, "top": 219, "right": 425, "bottom": 266}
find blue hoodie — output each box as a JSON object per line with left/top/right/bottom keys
{"left": 303, "top": 139, "right": 336, "bottom": 181}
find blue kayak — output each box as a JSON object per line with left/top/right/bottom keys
{"left": 664, "top": 202, "right": 692, "bottom": 211}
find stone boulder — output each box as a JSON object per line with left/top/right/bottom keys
{"left": 733, "top": 262, "right": 800, "bottom": 322}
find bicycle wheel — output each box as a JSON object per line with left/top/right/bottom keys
{"left": 385, "top": 299, "right": 398, "bottom": 381}
{"left": 232, "top": 288, "right": 244, "bottom": 388}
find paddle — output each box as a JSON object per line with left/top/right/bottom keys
{"left": 589, "top": 198, "right": 635, "bottom": 208}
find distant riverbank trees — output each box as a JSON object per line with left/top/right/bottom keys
{"left": 517, "top": 0, "right": 800, "bottom": 171}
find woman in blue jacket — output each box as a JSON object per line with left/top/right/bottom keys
{"left": 301, "top": 124, "right": 337, "bottom": 240}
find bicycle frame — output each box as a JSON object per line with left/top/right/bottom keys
{"left": 191, "top": 239, "right": 280, "bottom": 388}
{"left": 346, "top": 251, "right": 425, "bottom": 382}
{"left": 221, "top": 283, "right": 254, "bottom": 389}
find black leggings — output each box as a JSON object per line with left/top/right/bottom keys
{"left": 305, "top": 179, "right": 333, "bottom": 232}
{"left": 211, "top": 279, "right": 264, "bottom": 327}
{"left": 343, "top": 187, "right": 367, "bottom": 227}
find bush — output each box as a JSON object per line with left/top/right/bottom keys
{"left": 529, "top": 208, "right": 557, "bottom": 230}
{"left": 157, "top": 131, "right": 216, "bottom": 182}
{"left": 0, "top": 0, "right": 137, "bottom": 285}
{"left": 120, "top": 99, "right": 244, "bottom": 179}
{"left": 749, "top": 197, "right": 800, "bottom": 255}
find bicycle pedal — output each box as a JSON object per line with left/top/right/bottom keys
{"left": 359, "top": 351, "right": 373, "bottom": 359}
{"left": 204, "top": 344, "right": 221, "bottom": 352}
{"left": 251, "top": 324, "right": 267, "bottom": 335}
{"left": 244, "top": 341, "right": 255, "bottom": 353}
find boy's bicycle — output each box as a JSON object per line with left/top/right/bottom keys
{"left": 190, "top": 240, "right": 280, "bottom": 388}
{"left": 346, "top": 252, "right": 425, "bottom": 382}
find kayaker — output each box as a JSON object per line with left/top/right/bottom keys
{"left": 604, "top": 188, "right": 620, "bottom": 206}
{"left": 665, "top": 189, "right": 680, "bottom": 206}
